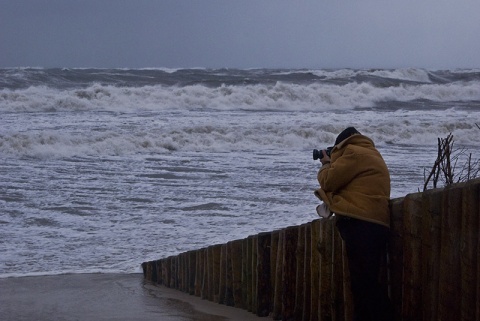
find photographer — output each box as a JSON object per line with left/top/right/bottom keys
{"left": 314, "top": 127, "right": 393, "bottom": 321}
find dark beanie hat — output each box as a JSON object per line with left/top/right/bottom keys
{"left": 335, "top": 127, "right": 360, "bottom": 145}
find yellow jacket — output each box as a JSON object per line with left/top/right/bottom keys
{"left": 315, "top": 134, "right": 391, "bottom": 227}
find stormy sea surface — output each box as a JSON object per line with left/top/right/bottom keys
{"left": 1, "top": 68, "right": 479, "bottom": 277}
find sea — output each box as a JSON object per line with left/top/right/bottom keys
{"left": 1, "top": 68, "right": 479, "bottom": 278}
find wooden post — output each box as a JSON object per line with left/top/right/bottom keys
{"left": 273, "top": 229, "right": 284, "bottom": 320}
{"left": 177, "top": 254, "right": 183, "bottom": 291}
{"left": 319, "top": 219, "right": 334, "bottom": 320}
{"left": 420, "top": 189, "right": 442, "bottom": 321}
{"left": 183, "top": 253, "right": 189, "bottom": 292}
{"left": 188, "top": 251, "right": 196, "bottom": 295}
{"left": 401, "top": 193, "right": 423, "bottom": 321}
{"left": 229, "top": 239, "right": 244, "bottom": 309}
{"left": 199, "top": 249, "right": 208, "bottom": 299}
{"left": 156, "top": 259, "right": 163, "bottom": 285}
{"left": 141, "top": 262, "right": 147, "bottom": 279}
{"left": 389, "top": 198, "right": 404, "bottom": 321}
{"left": 224, "top": 242, "right": 235, "bottom": 306}
{"left": 242, "top": 238, "right": 249, "bottom": 309}
{"left": 144, "top": 261, "right": 154, "bottom": 282}
{"left": 252, "top": 235, "right": 258, "bottom": 315}
{"left": 166, "top": 256, "right": 173, "bottom": 288}
{"left": 303, "top": 223, "right": 312, "bottom": 321}
{"left": 460, "top": 180, "right": 479, "bottom": 321}
{"left": 218, "top": 244, "right": 227, "bottom": 304}
{"left": 256, "top": 232, "right": 271, "bottom": 317}
{"left": 438, "top": 186, "right": 463, "bottom": 319}
{"left": 333, "top": 228, "right": 346, "bottom": 321}
{"left": 294, "top": 224, "right": 306, "bottom": 321}
{"left": 282, "top": 226, "right": 298, "bottom": 320}
{"left": 270, "top": 230, "right": 280, "bottom": 314}
{"left": 246, "top": 235, "right": 253, "bottom": 312}
{"left": 170, "top": 256, "right": 177, "bottom": 289}
{"left": 196, "top": 249, "right": 204, "bottom": 297}
{"left": 310, "top": 219, "right": 321, "bottom": 321}
{"left": 205, "top": 247, "right": 212, "bottom": 300}
{"left": 212, "top": 244, "right": 222, "bottom": 302}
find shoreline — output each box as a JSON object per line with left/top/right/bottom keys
{"left": 0, "top": 273, "right": 268, "bottom": 321}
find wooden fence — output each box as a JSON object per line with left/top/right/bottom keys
{"left": 142, "top": 178, "right": 480, "bottom": 320}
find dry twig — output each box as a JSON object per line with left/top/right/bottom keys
{"left": 423, "top": 131, "right": 479, "bottom": 191}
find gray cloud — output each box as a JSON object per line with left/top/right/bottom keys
{"left": 1, "top": 0, "right": 479, "bottom": 69}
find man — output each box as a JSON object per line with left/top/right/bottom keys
{"left": 314, "top": 127, "right": 393, "bottom": 321}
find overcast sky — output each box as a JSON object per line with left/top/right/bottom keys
{"left": 1, "top": 0, "right": 479, "bottom": 69}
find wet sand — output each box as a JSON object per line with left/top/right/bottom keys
{"left": 0, "top": 273, "right": 269, "bottom": 321}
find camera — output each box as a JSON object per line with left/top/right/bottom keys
{"left": 313, "top": 147, "right": 333, "bottom": 160}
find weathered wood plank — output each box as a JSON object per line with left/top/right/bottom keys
{"left": 272, "top": 230, "right": 284, "bottom": 320}
{"left": 310, "top": 219, "right": 321, "bottom": 321}
{"left": 401, "top": 193, "right": 423, "bottom": 321}
{"left": 256, "top": 232, "right": 271, "bottom": 317}
{"left": 294, "top": 224, "right": 306, "bottom": 321}
{"left": 282, "top": 226, "right": 298, "bottom": 321}
{"left": 438, "top": 186, "right": 462, "bottom": 319}
{"left": 460, "top": 180, "right": 479, "bottom": 321}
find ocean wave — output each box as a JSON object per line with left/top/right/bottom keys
{"left": 2, "top": 67, "right": 480, "bottom": 89}
{"left": 1, "top": 80, "right": 479, "bottom": 113}
{"left": 304, "top": 68, "right": 433, "bottom": 83}
{"left": 1, "top": 109, "right": 478, "bottom": 158}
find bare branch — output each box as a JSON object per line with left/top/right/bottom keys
{"left": 423, "top": 130, "right": 479, "bottom": 191}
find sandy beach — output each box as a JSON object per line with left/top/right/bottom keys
{"left": 0, "top": 273, "right": 268, "bottom": 321}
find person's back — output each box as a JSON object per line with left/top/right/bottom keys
{"left": 316, "top": 132, "right": 390, "bottom": 226}
{"left": 314, "top": 127, "right": 394, "bottom": 321}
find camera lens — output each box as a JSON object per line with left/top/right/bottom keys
{"left": 313, "top": 149, "right": 323, "bottom": 160}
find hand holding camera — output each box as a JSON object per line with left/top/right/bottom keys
{"left": 313, "top": 147, "right": 333, "bottom": 164}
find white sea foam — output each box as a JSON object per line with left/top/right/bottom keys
{"left": 1, "top": 79, "right": 479, "bottom": 114}
{"left": 0, "top": 109, "right": 478, "bottom": 160}
{"left": 307, "top": 68, "right": 433, "bottom": 83}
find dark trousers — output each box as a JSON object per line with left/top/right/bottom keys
{"left": 336, "top": 217, "right": 394, "bottom": 321}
